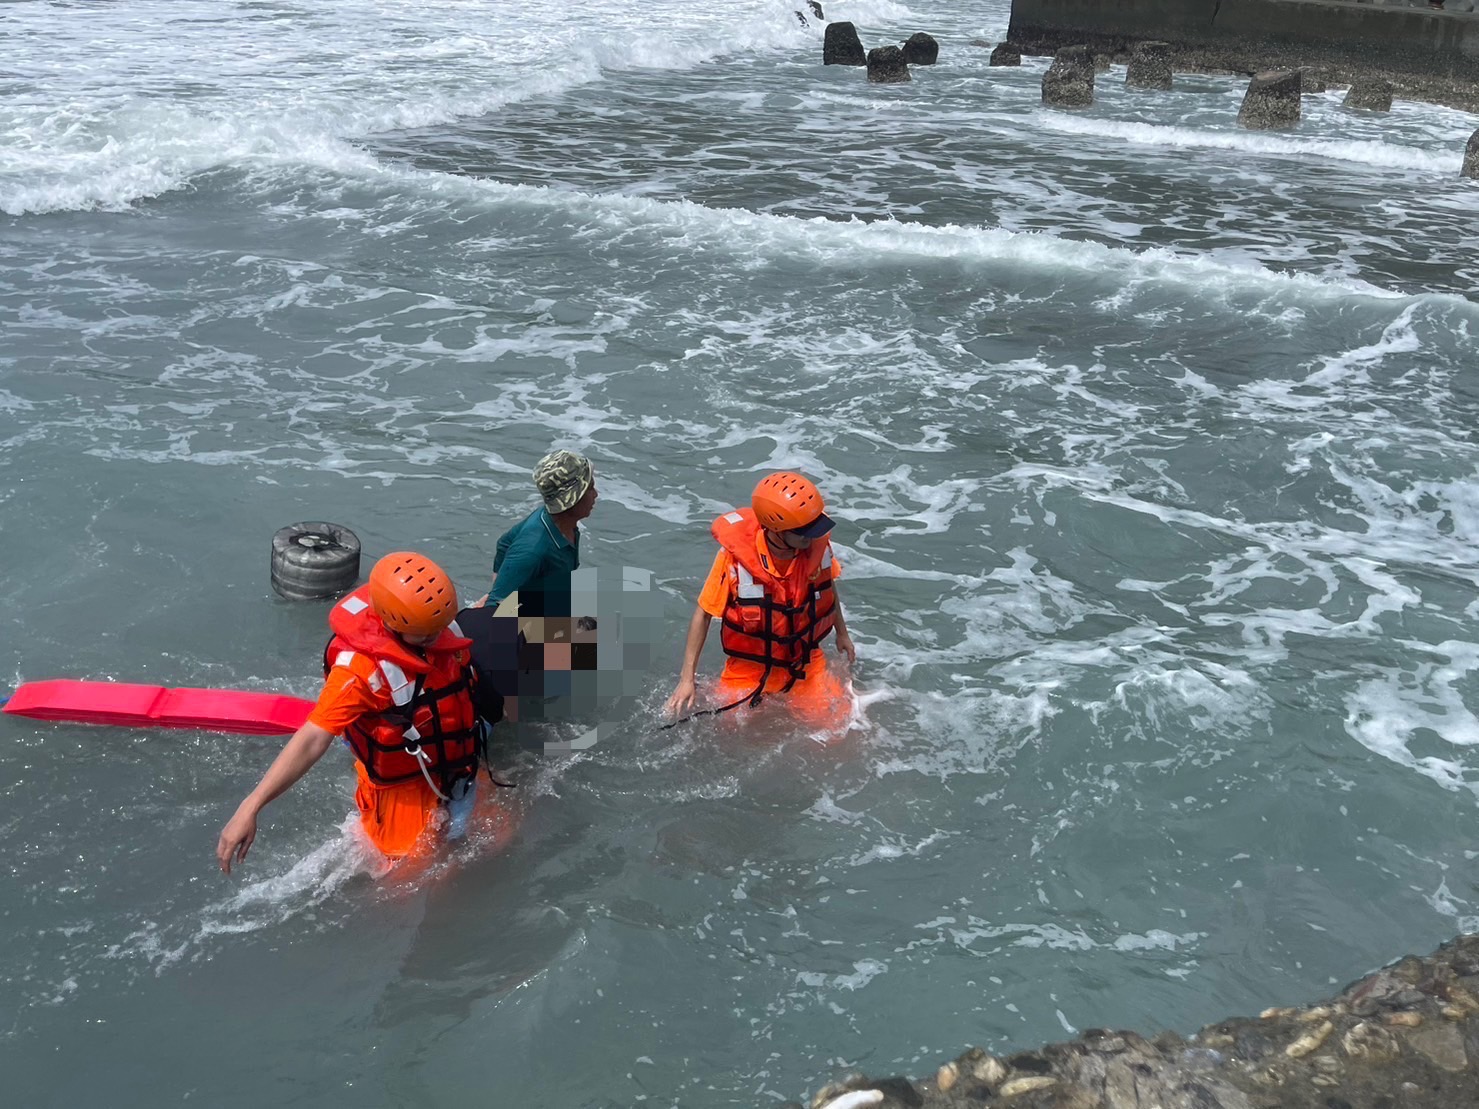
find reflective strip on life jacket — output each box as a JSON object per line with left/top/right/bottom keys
{"left": 736, "top": 565, "right": 767, "bottom": 600}
{"left": 378, "top": 659, "right": 415, "bottom": 706}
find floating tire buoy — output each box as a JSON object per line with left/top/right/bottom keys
{"left": 270, "top": 522, "right": 360, "bottom": 600}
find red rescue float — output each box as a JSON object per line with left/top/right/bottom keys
{"left": 2, "top": 679, "right": 313, "bottom": 736}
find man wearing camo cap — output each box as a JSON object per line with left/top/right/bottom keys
{"left": 479, "top": 449, "right": 597, "bottom": 614}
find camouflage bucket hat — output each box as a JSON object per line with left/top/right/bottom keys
{"left": 533, "top": 450, "right": 593, "bottom": 513}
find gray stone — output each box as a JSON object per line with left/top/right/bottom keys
{"left": 990, "top": 44, "right": 1022, "bottom": 66}
{"left": 1346, "top": 76, "right": 1395, "bottom": 111}
{"left": 1043, "top": 45, "right": 1095, "bottom": 107}
{"left": 866, "top": 45, "right": 911, "bottom": 84}
{"left": 1408, "top": 1022, "right": 1468, "bottom": 1071}
{"left": 823, "top": 21, "right": 865, "bottom": 66}
{"left": 1094, "top": 53, "right": 1111, "bottom": 73}
{"left": 1463, "top": 128, "right": 1479, "bottom": 180}
{"left": 900, "top": 32, "right": 938, "bottom": 66}
{"left": 1238, "top": 70, "right": 1301, "bottom": 129}
{"left": 1126, "top": 41, "right": 1173, "bottom": 90}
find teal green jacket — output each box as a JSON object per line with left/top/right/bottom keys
{"left": 488, "top": 506, "right": 580, "bottom": 609}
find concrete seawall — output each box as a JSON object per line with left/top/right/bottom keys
{"left": 1007, "top": 0, "right": 1479, "bottom": 89}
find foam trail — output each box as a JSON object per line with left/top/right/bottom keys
{"left": 337, "top": 159, "right": 1452, "bottom": 310}
{"left": 1038, "top": 114, "right": 1466, "bottom": 175}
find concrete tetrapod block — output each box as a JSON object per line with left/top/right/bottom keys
{"left": 866, "top": 45, "right": 911, "bottom": 83}
{"left": 989, "top": 43, "right": 1022, "bottom": 66}
{"left": 1238, "top": 70, "right": 1302, "bottom": 129}
{"left": 1043, "top": 44, "right": 1095, "bottom": 107}
{"left": 1463, "top": 129, "right": 1479, "bottom": 179}
{"left": 1346, "top": 77, "right": 1395, "bottom": 111}
{"left": 1126, "top": 41, "right": 1173, "bottom": 90}
{"left": 823, "top": 21, "right": 865, "bottom": 66}
{"left": 901, "top": 32, "right": 938, "bottom": 66}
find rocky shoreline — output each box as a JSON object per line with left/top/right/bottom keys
{"left": 791, "top": 933, "right": 1479, "bottom": 1108}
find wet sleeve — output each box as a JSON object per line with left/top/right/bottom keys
{"left": 696, "top": 549, "right": 735, "bottom": 620}
{"left": 488, "top": 527, "right": 548, "bottom": 609}
{"left": 306, "top": 667, "right": 385, "bottom": 735}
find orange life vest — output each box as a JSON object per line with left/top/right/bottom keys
{"left": 321, "top": 587, "right": 479, "bottom": 798}
{"left": 711, "top": 507, "right": 837, "bottom": 682}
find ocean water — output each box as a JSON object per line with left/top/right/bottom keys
{"left": 4, "top": 0, "right": 1479, "bottom": 1104}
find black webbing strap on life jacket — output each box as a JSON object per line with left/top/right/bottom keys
{"left": 716, "top": 576, "right": 832, "bottom": 673}
{"left": 323, "top": 640, "right": 508, "bottom": 792}
{"left": 370, "top": 670, "right": 480, "bottom": 796}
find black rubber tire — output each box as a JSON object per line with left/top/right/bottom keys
{"left": 270, "top": 521, "right": 361, "bottom": 601}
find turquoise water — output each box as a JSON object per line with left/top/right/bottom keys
{"left": 4, "top": 1, "right": 1479, "bottom": 1104}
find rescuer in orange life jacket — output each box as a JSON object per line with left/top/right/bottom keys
{"left": 217, "top": 551, "right": 493, "bottom": 872}
{"left": 663, "top": 472, "right": 857, "bottom": 726}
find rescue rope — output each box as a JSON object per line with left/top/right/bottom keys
{"left": 659, "top": 662, "right": 804, "bottom": 730}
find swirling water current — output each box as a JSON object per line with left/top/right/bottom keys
{"left": 4, "top": 0, "right": 1479, "bottom": 1104}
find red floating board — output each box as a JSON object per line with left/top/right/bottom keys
{"left": 2, "top": 679, "right": 314, "bottom": 736}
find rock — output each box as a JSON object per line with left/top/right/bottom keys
{"left": 1463, "top": 129, "right": 1479, "bottom": 179}
{"left": 1299, "top": 66, "right": 1329, "bottom": 94}
{"left": 1408, "top": 1021, "right": 1468, "bottom": 1071}
{"left": 1237, "top": 70, "right": 1301, "bottom": 130}
{"left": 967, "top": 1049, "right": 1008, "bottom": 1086}
{"left": 870, "top": 1077, "right": 923, "bottom": 1106}
{"left": 823, "top": 21, "right": 866, "bottom": 66}
{"left": 1125, "top": 41, "right": 1173, "bottom": 90}
{"left": 935, "top": 1062, "right": 957, "bottom": 1092}
{"left": 1043, "top": 45, "right": 1095, "bottom": 107}
{"left": 900, "top": 32, "right": 938, "bottom": 66}
{"left": 817, "top": 1092, "right": 883, "bottom": 1109}
{"left": 998, "top": 1076, "right": 1058, "bottom": 1097}
{"left": 1345, "top": 77, "right": 1395, "bottom": 111}
{"left": 1343, "top": 1020, "right": 1403, "bottom": 1063}
{"left": 1346, "top": 970, "right": 1419, "bottom": 1017}
{"left": 794, "top": 936, "right": 1479, "bottom": 1109}
{"left": 989, "top": 44, "right": 1022, "bottom": 67}
{"left": 812, "top": 1074, "right": 870, "bottom": 1109}
{"left": 1284, "top": 1020, "right": 1334, "bottom": 1058}
{"left": 1300, "top": 1006, "right": 1338, "bottom": 1023}
{"left": 866, "top": 46, "right": 911, "bottom": 83}
{"left": 1094, "top": 53, "right": 1111, "bottom": 73}
{"left": 808, "top": 0, "right": 824, "bottom": 16}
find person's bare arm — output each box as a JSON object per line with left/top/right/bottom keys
{"left": 216, "top": 721, "right": 337, "bottom": 874}
{"left": 664, "top": 605, "right": 713, "bottom": 716}
{"left": 831, "top": 583, "right": 856, "bottom": 666}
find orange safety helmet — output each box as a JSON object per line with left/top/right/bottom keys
{"left": 752, "top": 472, "right": 835, "bottom": 538}
{"left": 368, "top": 552, "right": 458, "bottom": 638}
